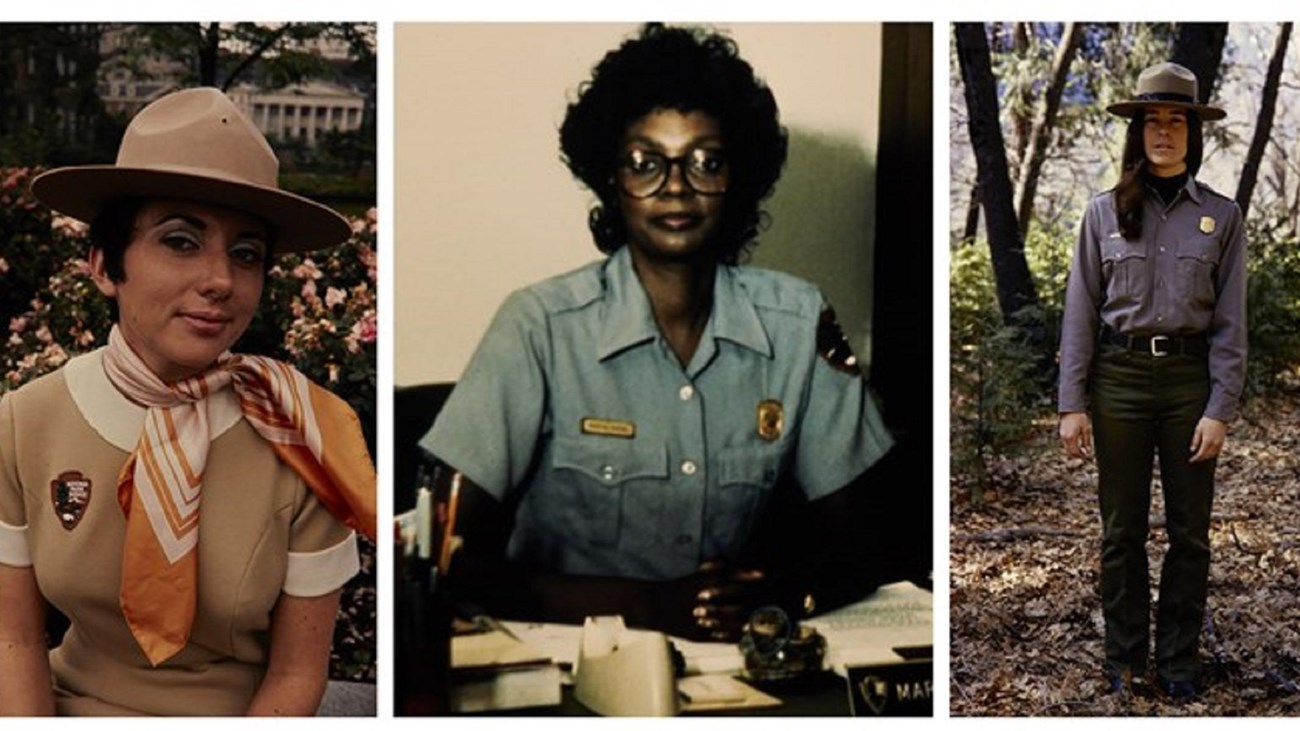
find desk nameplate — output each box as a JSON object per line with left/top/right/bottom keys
{"left": 845, "top": 658, "right": 932, "bottom": 717}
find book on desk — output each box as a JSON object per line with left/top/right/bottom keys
{"left": 450, "top": 626, "right": 563, "bottom": 713}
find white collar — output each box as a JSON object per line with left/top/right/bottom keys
{"left": 64, "top": 348, "right": 243, "bottom": 452}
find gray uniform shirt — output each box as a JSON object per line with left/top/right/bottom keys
{"left": 1058, "top": 177, "right": 1248, "bottom": 421}
{"left": 422, "top": 246, "right": 893, "bottom": 581}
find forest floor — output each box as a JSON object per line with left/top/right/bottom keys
{"left": 950, "top": 386, "right": 1300, "bottom": 716}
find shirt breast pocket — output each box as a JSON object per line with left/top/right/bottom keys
{"left": 1175, "top": 236, "right": 1220, "bottom": 309}
{"left": 1100, "top": 238, "right": 1147, "bottom": 307}
{"left": 549, "top": 436, "right": 668, "bottom": 547}
{"left": 711, "top": 446, "right": 783, "bottom": 554}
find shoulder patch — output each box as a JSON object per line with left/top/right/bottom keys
{"left": 816, "top": 307, "right": 860, "bottom": 375}
{"left": 1195, "top": 180, "right": 1232, "bottom": 202}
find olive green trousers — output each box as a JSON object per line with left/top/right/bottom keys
{"left": 1091, "top": 344, "right": 1215, "bottom": 683}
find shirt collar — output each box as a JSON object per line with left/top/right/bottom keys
{"left": 64, "top": 347, "right": 242, "bottom": 452}
{"left": 710, "top": 263, "right": 773, "bottom": 358}
{"left": 596, "top": 247, "right": 661, "bottom": 360}
{"left": 595, "top": 246, "right": 772, "bottom": 362}
{"left": 1182, "top": 175, "right": 1202, "bottom": 204}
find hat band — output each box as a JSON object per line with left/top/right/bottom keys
{"left": 1135, "top": 91, "right": 1196, "bottom": 104}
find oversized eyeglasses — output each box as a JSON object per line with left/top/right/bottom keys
{"left": 616, "top": 148, "right": 729, "bottom": 198}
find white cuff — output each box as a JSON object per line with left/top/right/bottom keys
{"left": 0, "top": 519, "right": 32, "bottom": 567}
{"left": 284, "top": 532, "right": 359, "bottom": 596}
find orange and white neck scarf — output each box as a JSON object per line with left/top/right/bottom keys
{"left": 102, "top": 325, "right": 376, "bottom": 666}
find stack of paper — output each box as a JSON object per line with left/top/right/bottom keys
{"left": 450, "top": 629, "right": 562, "bottom": 713}
{"left": 805, "top": 581, "right": 933, "bottom": 672}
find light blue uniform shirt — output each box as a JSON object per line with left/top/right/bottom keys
{"left": 423, "top": 246, "right": 893, "bottom": 580}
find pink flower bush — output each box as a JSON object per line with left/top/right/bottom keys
{"left": 325, "top": 286, "right": 347, "bottom": 308}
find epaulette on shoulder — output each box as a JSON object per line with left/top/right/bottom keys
{"left": 521, "top": 259, "right": 605, "bottom": 314}
{"left": 1195, "top": 180, "right": 1234, "bottom": 203}
{"left": 733, "top": 266, "right": 822, "bottom": 319}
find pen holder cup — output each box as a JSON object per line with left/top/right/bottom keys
{"left": 395, "top": 553, "right": 452, "bottom": 715}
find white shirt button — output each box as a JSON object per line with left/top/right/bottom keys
{"left": 679, "top": 384, "right": 694, "bottom": 401}
{"left": 1160, "top": 246, "right": 1166, "bottom": 253}
{"left": 680, "top": 460, "right": 697, "bottom": 476}
{"left": 601, "top": 465, "right": 617, "bottom": 481}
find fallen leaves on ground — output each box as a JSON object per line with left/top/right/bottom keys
{"left": 951, "top": 390, "right": 1300, "bottom": 716}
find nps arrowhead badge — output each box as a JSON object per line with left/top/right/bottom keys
{"left": 50, "top": 470, "right": 92, "bottom": 530}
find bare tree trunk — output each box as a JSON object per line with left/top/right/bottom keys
{"left": 1171, "top": 23, "right": 1228, "bottom": 103}
{"left": 1015, "top": 22, "right": 1082, "bottom": 238}
{"left": 198, "top": 23, "right": 220, "bottom": 87}
{"left": 963, "top": 185, "right": 981, "bottom": 244}
{"left": 1292, "top": 175, "right": 1300, "bottom": 236}
{"left": 1009, "top": 23, "right": 1033, "bottom": 168}
{"left": 955, "top": 23, "right": 1041, "bottom": 324}
{"left": 1236, "top": 22, "right": 1292, "bottom": 220}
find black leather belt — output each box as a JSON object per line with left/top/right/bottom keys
{"left": 1103, "top": 330, "right": 1208, "bottom": 357}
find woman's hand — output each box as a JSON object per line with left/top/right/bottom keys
{"left": 658, "top": 561, "right": 784, "bottom": 642}
{"left": 1059, "top": 412, "right": 1093, "bottom": 459}
{"left": 1189, "top": 417, "right": 1227, "bottom": 463}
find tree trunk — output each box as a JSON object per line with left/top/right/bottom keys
{"left": 198, "top": 22, "right": 220, "bottom": 87}
{"left": 955, "top": 23, "right": 1041, "bottom": 323}
{"left": 1171, "top": 23, "right": 1228, "bottom": 102}
{"left": 1009, "top": 23, "right": 1033, "bottom": 168}
{"left": 1291, "top": 167, "right": 1300, "bottom": 236}
{"left": 1015, "top": 22, "right": 1082, "bottom": 238}
{"left": 963, "top": 185, "right": 982, "bottom": 244}
{"left": 1236, "top": 22, "right": 1291, "bottom": 220}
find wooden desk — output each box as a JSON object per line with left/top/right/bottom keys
{"left": 483, "top": 672, "right": 849, "bottom": 717}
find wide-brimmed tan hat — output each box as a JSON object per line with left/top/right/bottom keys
{"left": 1106, "top": 62, "right": 1226, "bottom": 121}
{"left": 31, "top": 87, "right": 351, "bottom": 253}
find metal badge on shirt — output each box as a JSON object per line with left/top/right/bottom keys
{"left": 817, "top": 307, "right": 861, "bottom": 375}
{"left": 1200, "top": 216, "right": 1216, "bottom": 235}
{"left": 580, "top": 417, "right": 636, "bottom": 439}
{"left": 50, "top": 470, "right": 91, "bottom": 530}
{"left": 757, "top": 399, "right": 783, "bottom": 441}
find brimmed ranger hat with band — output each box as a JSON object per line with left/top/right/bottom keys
{"left": 1106, "top": 61, "right": 1226, "bottom": 121}
{"left": 30, "top": 87, "right": 351, "bottom": 253}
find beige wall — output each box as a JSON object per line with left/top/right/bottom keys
{"left": 395, "top": 23, "right": 881, "bottom": 385}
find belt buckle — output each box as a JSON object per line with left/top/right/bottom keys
{"left": 1149, "top": 335, "right": 1170, "bottom": 357}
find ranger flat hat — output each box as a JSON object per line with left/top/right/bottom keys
{"left": 31, "top": 87, "right": 352, "bottom": 253}
{"left": 1106, "top": 62, "right": 1226, "bottom": 121}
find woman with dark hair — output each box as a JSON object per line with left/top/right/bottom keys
{"left": 0, "top": 88, "right": 376, "bottom": 716}
{"left": 1058, "top": 62, "right": 1247, "bottom": 700}
{"left": 421, "top": 24, "right": 893, "bottom": 641}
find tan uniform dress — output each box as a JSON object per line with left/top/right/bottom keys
{"left": 0, "top": 349, "right": 359, "bottom": 716}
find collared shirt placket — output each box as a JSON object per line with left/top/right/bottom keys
{"left": 663, "top": 337, "right": 709, "bottom": 572}
{"left": 1150, "top": 191, "right": 1178, "bottom": 331}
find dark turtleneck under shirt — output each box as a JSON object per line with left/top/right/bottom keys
{"left": 1146, "top": 168, "right": 1190, "bottom": 206}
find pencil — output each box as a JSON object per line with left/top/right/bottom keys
{"left": 439, "top": 472, "right": 462, "bottom": 574}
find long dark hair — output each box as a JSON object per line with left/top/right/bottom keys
{"left": 1113, "top": 109, "right": 1204, "bottom": 239}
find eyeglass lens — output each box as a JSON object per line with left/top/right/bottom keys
{"left": 617, "top": 148, "right": 728, "bottom": 198}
